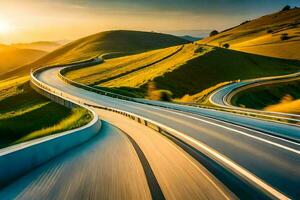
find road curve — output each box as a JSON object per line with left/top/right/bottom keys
{"left": 209, "top": 71, "right": 300, "bottom": 119}
{"left": 24, "top": 66, "right": 300, "bottom": 199}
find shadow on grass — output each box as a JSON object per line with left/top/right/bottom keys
{"left": 0, "top": 86, "right": 72, "bottom": 148}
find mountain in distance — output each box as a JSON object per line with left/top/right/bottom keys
{"left": 180, "top": 35, "right": 202, "bottom": 42}
{"left": 165, "top": 29, "right": 211, "bottom": 38}
{"left": 11, "top": 41, "right": 62, "bottom": 52}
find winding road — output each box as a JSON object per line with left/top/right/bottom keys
{"left": 1, "top": 62, "right": 300, "bottom": 199}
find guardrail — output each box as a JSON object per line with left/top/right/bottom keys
{"left": 0, "top": 65, "right": 101, "bottom": 188}
{"left": 206, "top": 72, "right": 300, "bottom": 124}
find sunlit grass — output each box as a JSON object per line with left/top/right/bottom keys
{"left": 0, "top": 78, "right": 92, "bottom": 148}
{"left": 0, "top": 101, "right": 50, "bottom": 120}
{"left": 101, "top": 44, "right": 210, "bottom": 88}
{"left": 199, "top": 8, "right": 300, "bottom": 60}
{"left": 264, "top": 95, "right": 300, "bottom": 114}
{"left": 15, "top": 107, "right": 92, "bottom": 144}
{"left": 65, "top": 45, "right": 185, "bottom": 85}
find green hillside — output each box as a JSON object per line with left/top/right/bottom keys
{"left": 0, "top": 78, "right": 91, "bottom": 148}
{"left": 1, "top": 30, "right": 188, "bottom": 79}
{"left": 231, "top": 80, "right": 300, "bottom": 109}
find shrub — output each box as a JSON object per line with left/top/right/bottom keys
{"left": 209, "top": 30, "right": 219, "bottom": 37}
{"left": 223, "top": 43, "right": 230, "bottom": 48}
{"left": 157, "top": 90, "right": 173, "bottom": 101}
{"left": 280, "top": 33, "right": 289, "bottom": 40}
{"left": 267, "top": 29, "right": 273, "bottom": 33}
{"left": 148, "top": 89, "right": 173, "bottom": 101}
{"left": 281, "top": 5, "right": 291, "bottom": 12}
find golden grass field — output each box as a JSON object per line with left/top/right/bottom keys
{"left": 200, "top": 7, "right": 300, "bottom": 60}
{"left": 66, "top": 45, "right": 188, "bottom": 86}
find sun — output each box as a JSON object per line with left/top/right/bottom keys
{"left": 0, "top": 20, "right": 11, "bottom": 33}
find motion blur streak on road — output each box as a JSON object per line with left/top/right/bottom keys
{"left": 0, "top": 122, "right": 152, "bottom": 200}
{"left": 95, "top": 109, "right": 234, "bottom": 199}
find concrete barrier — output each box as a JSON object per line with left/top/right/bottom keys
{"left": 0, "top": 65, "right": 101, "bottom": 188}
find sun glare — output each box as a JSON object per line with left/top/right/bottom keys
{"left": 0, "top": 20, "right": 11, "bottom": 33}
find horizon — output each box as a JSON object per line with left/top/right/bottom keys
{"left": 0, "top": 0, "right": 300, "bottom": 44}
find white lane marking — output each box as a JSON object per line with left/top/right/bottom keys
{"left": 140, "top": 105, "right": 300, "bottom": 155}
{"left": 159, "top": 124, "right": 290, "bottom": 200}
{"left": 160, "top": 106, "right": 300, "bottom": 146}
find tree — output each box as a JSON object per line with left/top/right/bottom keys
{"left": 223, "top": 43, "right": 230, "bottom": 48}
{"left": 209, "top": 30, "right": 219, "bottom": 37}
{"left": 281, "top": 5, "right": 291, "bottom": 11}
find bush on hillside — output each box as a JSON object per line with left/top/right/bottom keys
{"left": 280, "top": 33, "right": 290, "bottom": 40}
{"left": 267, "top": 29, "right": 273, "bottom": 33}
{"left": 150, "top": 90, "right": 173, "bottom": 101}
{"left": 281, "top": 5, "right": 291, "bottom": 12}
{"left": 147, "top": 82, "right": 172, "bottom": 101}
{"left": 222, "top": 43, "right": 230, "bottom": 48}
{"left": 209, "top": 30, "right": 219, "bottom": 37}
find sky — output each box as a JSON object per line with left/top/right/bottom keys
{"left": 0, "top": 0, "right": 300, "bottom": 44}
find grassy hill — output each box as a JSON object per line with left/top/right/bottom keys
{"left": 65, "top": 43, "right": 300, "bottom": 100}
{"left": 0, "top": 78, "right": 91, "bottom": 148}
{"left": 1, "top": 30, "right": 188, "bottom": 79}
{"left": 0, "top": 45, "right": 46, "bottom": 76}
{"left": 199, "top": 7, "right": 300, "bottom": 60}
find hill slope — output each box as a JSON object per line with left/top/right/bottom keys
{"left": 200, "top": 7, "right": 300, "bottom": 60}
{"left": 65, "top": 43, "right": 300, "bottom": 99}
{"left": 0, "top": 45, "right": 46, "bottom": 76}
{"left": 1, "top": 30, "right": 188, "bottom": 79}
